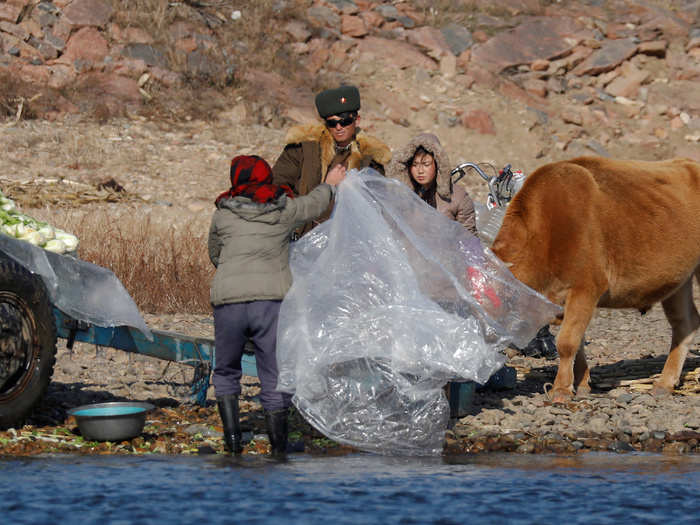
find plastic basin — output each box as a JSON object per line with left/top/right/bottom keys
{"left": 68, "top": 402, "right": 155, "bottom": 442}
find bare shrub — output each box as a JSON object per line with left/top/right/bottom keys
{"left": 39, "top": 209, "right": 213, "bottom": 315}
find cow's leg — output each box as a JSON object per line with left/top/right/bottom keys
{"left": 654, "top": 278, "right": 699, "bottom": 395}
{"left": 573, "top": 339, "right": 591, "bottom": 396}
{"left": 552, "top": 290, "right": 597, "bottom": 403}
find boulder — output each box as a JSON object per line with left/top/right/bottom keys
{"left": 62, "top": 0, "right": 114, "bottom": 28}
{"left": 471, "top": 17, "right": 592, "bottom": 73}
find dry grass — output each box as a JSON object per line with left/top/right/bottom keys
{"left": 0, "top": 72, "right": 67, "bottom": 121}
{"left": 38, "top": 209, "right": 214, "bottom": 315}
{"left": 2, "top": 1, "right": 310, "bottom": 124}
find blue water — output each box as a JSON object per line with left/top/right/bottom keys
{"left": 1, "top": 453, "right": 697, "bottom": 524}
{"left": 72, "top": 406, "right": 147, "bottom": 417}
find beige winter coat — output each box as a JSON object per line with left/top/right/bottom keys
{"left": 387, "top": 133, "right": 477, "bottom": 235}
{"left": 208, "top": 184, "right": 333, "bottom": 306}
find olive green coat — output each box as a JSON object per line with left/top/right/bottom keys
{"left": 208, "top": 184, "right": 334, "bottom": 306}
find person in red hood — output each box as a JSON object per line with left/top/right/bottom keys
{"left": 208, "top": 155, "right": 344, "bottom": 456}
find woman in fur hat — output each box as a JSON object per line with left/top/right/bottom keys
{"left": 387, "top": 133, "right": 477, "bottom": 235}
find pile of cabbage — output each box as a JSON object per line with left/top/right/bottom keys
{"left": 0, "top": 189, "right": 79, "bottom": 254}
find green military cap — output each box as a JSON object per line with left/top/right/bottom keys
{"left": 314, "top": 85, "right": 361, "bottom": 118}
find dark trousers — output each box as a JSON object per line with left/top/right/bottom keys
{"left": 213, "top": 300, "right": 292, "bottom": 412}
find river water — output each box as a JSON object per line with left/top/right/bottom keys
{"left": 1, "top": 452, "right": 698, "bottom": 524}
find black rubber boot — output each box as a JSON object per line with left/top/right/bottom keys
{"left": 265, "top": 409, "right": 288, "bottom": 457}
{"left": 521, "top": 325, "right": 558, "bottom": 360}
{"left": 217, "top": 395, "right": 243, "bottom": 454}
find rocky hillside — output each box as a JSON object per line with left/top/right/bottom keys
{"left": 1, "top": 0, "right": 698, "bottom": 197}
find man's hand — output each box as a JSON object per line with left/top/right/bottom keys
{"left": 325, "top": 164, "right": 346, "bottom": 186}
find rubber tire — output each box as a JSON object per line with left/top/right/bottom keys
{"left": 0, "top": 256, "right": 57, "bottom": 430}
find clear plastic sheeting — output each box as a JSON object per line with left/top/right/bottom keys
{"left": 277, "top": 169, "right": 561, "bottom": 456}
{"left": 0, "top": 234, "right": 152, "bottom": 339}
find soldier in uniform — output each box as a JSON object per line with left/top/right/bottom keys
{"left": 272, "top": 85, "right": 391, "bottom": 236}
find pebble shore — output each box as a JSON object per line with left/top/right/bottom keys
{"left": 1, "top": 304, "right": 698, "bottom": 456}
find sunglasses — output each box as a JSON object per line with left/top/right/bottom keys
{"left": 325, "top": 115, "right": 356, "bottom": 128}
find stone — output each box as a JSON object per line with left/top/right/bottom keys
{"left": 359, "top": 10, "right": 383, "bottom": 30}
{"left": 121, "top": 43, "right": 167, "bottom": 68}
{"left": 573, "top": 38, "right": 639, "bottom": 76}
{"left": 454, "top": 53, "right": 472, "bottom": 76}
{"left": 305, "top": 45, "right": 330, "bottom": 74}
{"left": 51, "top": 18, "right": 74, "bottom": 43}
{"left": 0, "top": 21, "right": 28, "bottom": 41}
{"left": 109, "top": 24, "right": 154, "bottom": 44}
{"left": 662, "top": 441, "right": 688, "bottom": 454}
{"left": 325, "top": 0, "right": 359, "bottom": 15}
{"left": 531, "top": 59, "right": 549, "bottom": 71}
{"left": 441, "top": 23, "right": 473, "bottom": 56}
{"left": 374, "top": 5, "right": 399, "bottom": 22}
{"left": 639, "top": 13, "right": 691, "bottom": 39}
{"left": 357, "top": 36, "right": 437, "bottom": 71}
{"left": 499, "top": 79, "right": 548, "bottom": 110}
{"left": 59, "top": 26, "right": 109, "bottom": 67}
{"left": 406, "top": 26, "right": 452, "bottom": 59}
{"left": 19, "top": 18, "right": 43, "bottom": 40}
{"left": 0, "top": 3, "right": 23, "bottom": 24}
{"left": 637, "top": 40, "right": 667, "bottom": 57}
{"left": 605, "top": 62, "right": 650, "bottom": 98}
{"left": 76, "top": 72, "right": 142, "bottom": 102}
{"left": 27, "top": 36, "right": 59, "bottom": 60}
{"left": 149, "top": 66, "right": 180, "bottom": 88}
{"left": 62, "top": 0, "right": 114, "bottom": 28}
{"left": 589, "top": 415, "right": 610, "bottom": 434}
{"left": 16, "top": 63, "right": 49, "bottom": 84}
{"left": 523, "top": 78, "right": 547, "bottom": 98}
{"left": 186, "top": 50, "right": 216, "bottom": 77}
{"left": 687, "top": 37, "right": 700, "bottom": 52}
{"left": 341, "top": 15, "right": 367, "bottom": 38}
{"left": 175, "top": 37, "right": 197, "bottom": 54}
{"left": 616, "top": 392, "right": 637, "bottom": 404}
{"left": 396, "top": 16, "right": 415, "bottom": 29}
{"left": 283, "top": 20, "right": 311, "bottom": 42}
{"left": 471, "top": 16, "right": 592, "bottom": 73}
{"left": 44, "top": 30, "right": 66, "bottom": 52}
{"left": 547, "top": 76, "right": 566, "bottom": 94}
{"left": 2, "top": 33, "right": 38, "bottom": 60}
{"left": 461, "top": 109, "right": 496, "bottom": 135}
{"left": 307, "top": 6, "right": 340, "bottom": 28}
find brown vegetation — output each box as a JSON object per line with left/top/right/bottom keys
{"left": 38, "top": 209, "right": 213, "bottom": 314}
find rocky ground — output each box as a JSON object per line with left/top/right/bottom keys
{"left": 0, "top": 301, "right": 698, "bottom": 456}
{"left": 0, "top": 0, "right": 699, "bottom": 456}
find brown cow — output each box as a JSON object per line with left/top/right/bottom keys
{"left": 491, "top": 156, "right": 700, "bottom": 403}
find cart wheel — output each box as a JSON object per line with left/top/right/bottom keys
{"left": 0, "top": 257, "right": 57, "bottom": 429}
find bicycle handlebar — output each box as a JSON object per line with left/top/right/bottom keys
{"left": 449, "top": 162, "right": 491, "bottom": 183}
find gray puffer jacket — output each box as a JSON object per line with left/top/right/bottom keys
{"left": 387, "top": 133, "right": 477, "bottom": 235}
{"left": 208, "top": 184, "right": 333, "bottom": 305}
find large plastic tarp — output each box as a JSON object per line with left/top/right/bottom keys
{"left": 277, "top": 169, "right": 561, "bottom": 456}
{"left": 0, "top": 234, "right": 151, "bottom": 339}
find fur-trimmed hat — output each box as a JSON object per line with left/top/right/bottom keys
{"left": 315, "top": 85, "right": 361, "bottom": 118}
{"left": 386, "top": 133, "right": 452, "bottom": 200}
